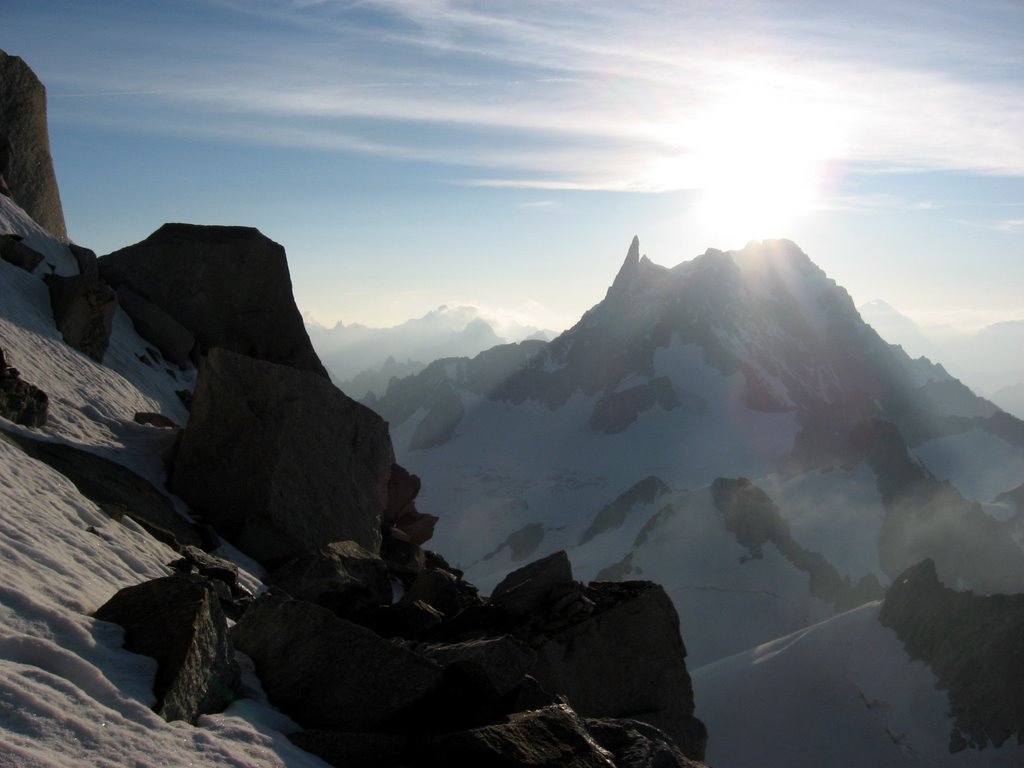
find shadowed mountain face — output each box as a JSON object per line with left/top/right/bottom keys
{"left": 371, "top": 237, "right": 1024, "bottom": 667}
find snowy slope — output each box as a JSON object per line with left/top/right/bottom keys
{"left": 0, "top": 196, "right": 327, "bottom": 767}
{"left": 692, "top": 603, "right": 1024, "bottom": 768}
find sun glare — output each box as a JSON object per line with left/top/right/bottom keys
{"left": 666, "top": 77, "right": 848, "bottom": 246}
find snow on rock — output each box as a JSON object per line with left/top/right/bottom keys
{"left": 692, "top": 602, "right": 1024, "bottom": 768}
{"left": 0, "top": 196, "right": 328, "bottom": 766}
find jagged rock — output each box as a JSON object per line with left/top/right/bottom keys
{"left": 399, "top": 567, "right": 462, "bottom": 618}
{"left": 1, "top": 429, "right": 202, "bottom": 549}
{"left": 384, "top": 463, "right": 438, "bottom": 545}
{"left": 0, "top": 232, "right": 43, "bottom": 272}
{"left": 266, "top": 541, "right": 392, "bottom": 618}
{"left": 0, "top": 50, "right": 67, "bottom": 240}
{"left": 584, "top": 718, "right": 704, "bottom": 768}
{"left": 94, "top": 575, "right": 240, "bottom": 723}
{"left": 168, "top": 546, "right": 240, "bottom": 594}
{"left": 133, "top": 411, "right": 179, "bottom": 429}
{"left": 0, "top": 347, "right": 48, "bottom": 426}
{"left": 420, "top": 704, "right": 616, "bottom": 768}
{"left": 879, "top": 559, "right": 1024, "bottom": 750}
{"left": 287, "top": 731, "right": 407, "bottom": 768}
{"left": 380, "top": 527, "right": 426, "bottom": 582}
{"left": 491, "top": 550, "right": 576, "bottom": 621}
{"left": 231, "top": 590, "right": 443, "bottom": 732}
{"left": 68, "top": 242, "right": 97, "bottom": 278}
{"left": 418, "top": 635, "right": 536, "bottom": 702}
{"left": 44, "top": 272, "right": 117, "bottom": 362}
{"left": 169, "top": 348, "right": 393, "bottom": 566}
{"left": 99, "top": 223, "right": 327, "bottom": 377}
{"left": 116, "top": 284, "right": 195, "bottom": 368}
{"left": 531, "top": 580, "right": 707, "bottom": 761}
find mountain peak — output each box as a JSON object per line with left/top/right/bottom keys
{"left": 608, "top": 235, "right": 641, "bottom": 295}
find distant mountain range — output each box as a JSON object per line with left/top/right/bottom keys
{"left": 372, "top": 237, "right": 1024, "bottom": 670}
{"left": 859, "top": 299, "right": 1024, "bottom": 418}
{"left": 307, "top": 305, "right": 554, "bottom": 399}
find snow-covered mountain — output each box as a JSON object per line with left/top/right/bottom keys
{"left": 307, "top": 305, "right": 554, "bottom": 399}
{"left": 378, "top": 237, "right": 1024, "bottom": 666}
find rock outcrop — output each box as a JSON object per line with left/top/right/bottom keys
{"left": 0, "top": 346, "right": 48, "bottom": 426}
{"left": 94, "top": 575, "right": 241, "bottom": 723}
{"left": 0, "top": 232, "right": 44, "bottom": 272}
{"left": 169, "top": 348, "right": 394, "bottom": 565}
{"left": 232, "top": 590, "right": 445, "bottom": 732}
{"left": 0, "top": 49, "right": 68, "bottom": 240}
{"left": 879, "top": 559, "right": 1024, "bottom": 751}
{"left": 99, "top": 223, "right": 328, "bottom": 377}
{"left": 44, "top": 272, "right": 117, "bottom": 362}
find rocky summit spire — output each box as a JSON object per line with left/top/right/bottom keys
{"left": 608, "top": 235, "right": 641, "bottom": 295}
{"left": 0, "top": 49, "right": 68, "bottom": 241}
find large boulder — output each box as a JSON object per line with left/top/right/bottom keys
{"left": 420, "top": 704, "right": 616, "bottom": 768}
{"left": 44, "top": 272, "right": 117, "bottom": 362}
{"left": 169, "top": 348, "right": 394, "bottom": 564}
{"left": 0, "top": 346, "right": 48, "bottom": 427}
{"left": 94, "top": 575, "right": 240, "bottom": 723}
{"left": 98, "top": 223, "right": 327, "bottom": 377}
{"left": 115, "top": 283, "right": 195, "bottom": 368}
{"left": 231, "top": 590, "right": 443, "bottom": 732}
{"left": 530, "top": 580, "right": 707, "bottom": 761}
{"left": 266, "top": 541, "right": 392, "bottom": 618}
{"left": 0, "top": 50, "right": 67, "bottom": 240}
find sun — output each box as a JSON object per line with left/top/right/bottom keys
{"left": 667, "top": 76, "right": 848, "bottom": 246}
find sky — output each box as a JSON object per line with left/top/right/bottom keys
{"left": 3, "top": 0, "right": 1023, "bottom": 332}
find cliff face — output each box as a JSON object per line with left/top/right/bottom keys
{"left": 0, "top": 49, "right": 67, "bottom": 241}
{"left": 880, "top": 559, "right": 1024, "bottom": 751}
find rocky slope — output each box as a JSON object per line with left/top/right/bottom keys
{"left": 0, "top": 51, "right": 708, "bottom": 768}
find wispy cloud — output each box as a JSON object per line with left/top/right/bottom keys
{"left": 35, "top": 0, "right": 1024, "bottom": 191}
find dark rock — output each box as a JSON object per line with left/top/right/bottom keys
{"left": 419, "top": 704, "right": 616, "bottom": 768}
{"left": 585, "top": 717, "right": 705, "bottom": 768}
{"left": 133, "top": 411, "right": 179, "bottom": 429}
{"left": 0, "top": 232, "right": 43, "bottom": 272}
{"left": 169, "top": 348, "right": 393, "bottom": 566}
{"left": 879, "top": 559, "right": 1024, "bottom": 750}
{"left": 94, "top": 575, "right": 240, "bottom": 723}
{"left": 98, "top": 223, "right": 327, "bottom": 377}
{"left": 381, "top": 527, "right": 426, "bottom": 582}
{"left": 400, "top": 567, "right": 462, "bottom": 618}
{"left": 44, "top": 272, "right": 117, "bottom": 362}
{"left": 68, "top": 242, "right": 98, "bottom": 278}
{"left": 580, "top": 476, "right": 670, "bottom": 545}
{"left": 1, "top": 429, "right": 202, "bottom": 549}
{"left": 0, "top": 50, "right": 67, "bottom": 240}
{"left": 0, "top": 347, "right": 48, "bottom": 426}
{"left": 588, "top": 376, "right": 689, "bottom": 434}
{"left": 116, "top": 284, "right": 196, "bottom": 369}
{"left": 168, "top": 545, "right": 240, "bottom": 594}
{"left": 266, "top": 540, "right": 392, "bottom": 618}
{"left": 231, "top": 590, "right": 443, "bottom": 732}
{"left": 531, "top": 580, "right": 707, "bottom": 761}
{"left": 484, "top": 523, "right": 546, "bottom": 563}
{"left": 384, "top": 463, "right": 438, "bottom": 545}
{"left": 419, "top": 635, "right": 536, "bottom": 702}
{"left": 491, "top": 550, "right": 576, "bottom": 621}
{"left": 287, "top": 731, "right": 407, "bottom": 768}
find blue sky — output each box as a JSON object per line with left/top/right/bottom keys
{"left": 4, "top": 0, "right": 1023, "bottom": 331}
